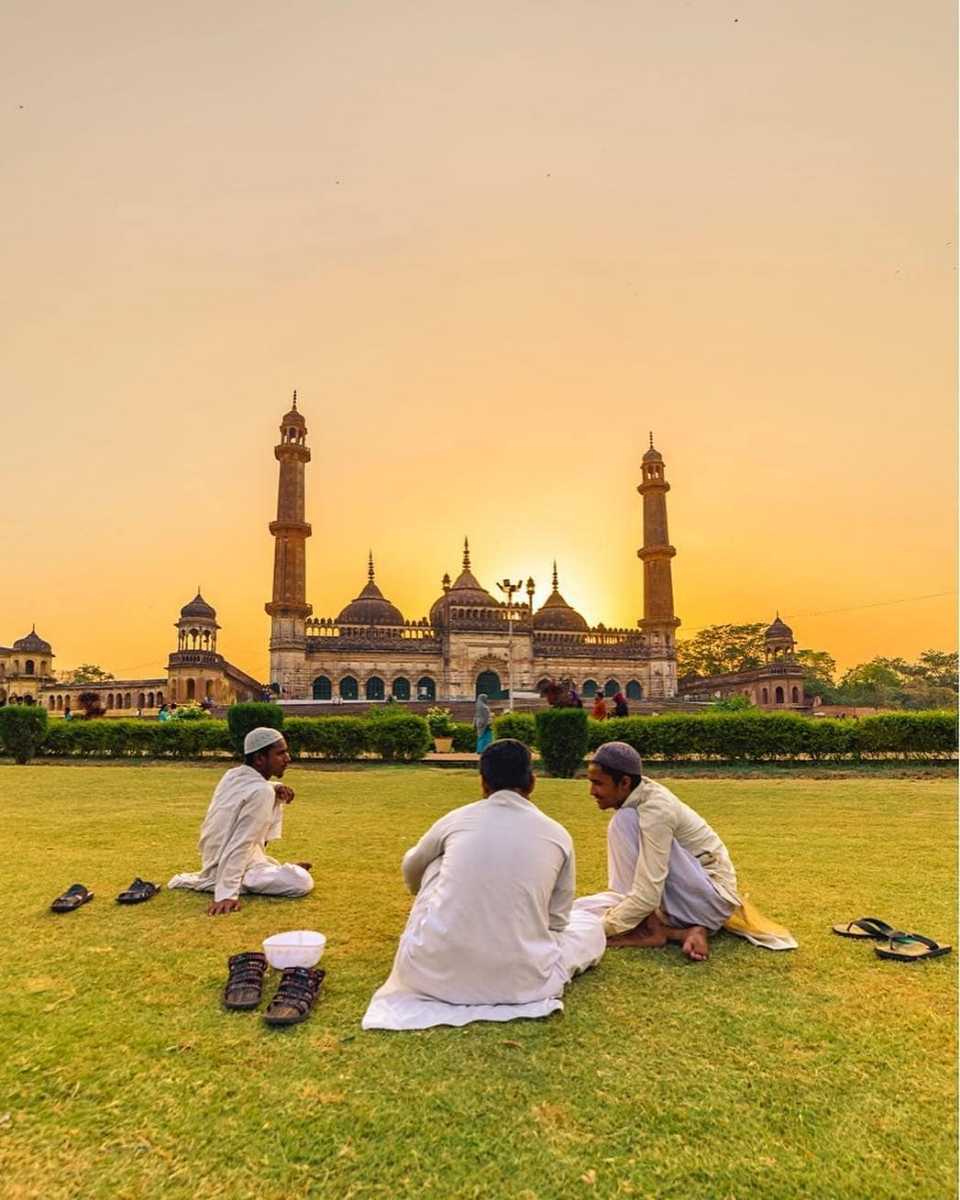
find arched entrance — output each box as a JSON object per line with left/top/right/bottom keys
{"left": 340, "top": 676, "right": 358, "bottom": 700}
{"left": 312, "top": 676, "right": 332, "bottom": 700}
{"left": 416, "top": 676, "right": 436, "bottom": 701}
{"left": 476, "top": 670, "right": 503, "bottom": 699}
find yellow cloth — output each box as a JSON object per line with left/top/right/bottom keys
{"left": 724, "top": 896, "right": 797, "bottom": 951}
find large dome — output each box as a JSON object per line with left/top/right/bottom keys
{"left": 180, "top": 592, "right": 217, "bottom": 620}
{"left": 336, "top": 555, "right": 404, "bottom": 626}
{"left": 429, "top": 540, "right": 499, "bottom": 625}
{"left": 533, "top": 565, "right": 589, "bottom": 632}
{"left": 13, "top": 627, "right": 51, "bottom": 654}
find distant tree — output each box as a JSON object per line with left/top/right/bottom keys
{"left": 794, "top": 649, "right": 838, "bottom": 702}
{"left": 77, "top": 691, "right": 104, "bottom": 718}
{"left": 710, "top": 694, "right": 758, "bottom": 712}
{"left": 675, "top": 624, "right": 766, "bottom": 679}
{"left": 70, "top": 664, "right": 115, "bottom": 684}
{"left": 906, "top": 650, "right": 958, "bottom": 693}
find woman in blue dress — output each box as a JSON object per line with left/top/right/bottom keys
{"left": 474, "top": 693, "right": 493, "bottom": 752}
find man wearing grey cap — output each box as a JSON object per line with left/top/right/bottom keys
{"left": 168, "top": 727, "right": 314, "bottom": 915}
{"left": 574, "top": 741, "right": 741, "bottom": 961}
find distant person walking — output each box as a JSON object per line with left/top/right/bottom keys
{"left": 474, "top": 693, "right": 493, "bottom": 753}
{"left": 591, "top": 692, "right": 607, "bottom": 720}
{"left": 612, "top": 691, "right": 629, "bottom": 718}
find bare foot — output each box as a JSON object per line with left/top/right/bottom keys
{"left": 607, "top": 914, "right": 667, "bottom": 950}
{"left": 681, "top": 926, "right": 709, "bottom": 962}
{"left": 296, "top": 862, "right": 313, "bottom": 871}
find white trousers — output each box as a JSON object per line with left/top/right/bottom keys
{"left": 167, "top": 860, "right": 313, "bottom": 898}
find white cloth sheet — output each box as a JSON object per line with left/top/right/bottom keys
{"left": 167, "top": 765, "right": 313, "bottom": 901}
{"left": 363, "top": 790, "right": 605, "bottom": 1030}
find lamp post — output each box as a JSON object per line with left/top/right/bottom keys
{"left": 496, "top": 577, "right": 524, "bottom": 711}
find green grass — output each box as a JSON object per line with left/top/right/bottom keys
{"left": 1, "top": 766, "right": 955, "bottom": 1200}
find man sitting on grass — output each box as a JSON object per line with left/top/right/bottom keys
{"left": 168, "top": 727, "right": 313, "bottom": 916}
{"left": 363, "top": 738, "right": 606, "bottom": 1030}
{"left": 575, "top": 742, "right": 796, "bottom": 960}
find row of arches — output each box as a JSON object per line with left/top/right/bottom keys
{"left": 1, "top": 659, "right": 50, "bottom": 677}
{"left": 45, "top": 691, "right": 166, "bottom": 711}
{"left": 761, "top": 686, "right": 800, "bottom": 705}
{"left": 312, "top": 675, "right": 437, "bottom": 701}
{"left": 537, "top": 678, "right": 645, "bottom": 700}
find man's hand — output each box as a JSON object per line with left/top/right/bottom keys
{"left": 274, "top": 785, "right": 295, "bottom": 805}
{"left": 207, "top": 898, "right": 242, "bottom": 916}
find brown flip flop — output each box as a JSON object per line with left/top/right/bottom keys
{"left": 831, "top": 917, "right": 896, "bottom": 940}
{"left": 875, "top": 932, "right": 952, "bottom": 962}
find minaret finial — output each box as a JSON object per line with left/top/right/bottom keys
{"left": 368, "top": 550, "right": 375, "bottom": 582}
{"left": 463, "top": 537, "right": 471, "bottom": 570}
{"left": 292, "top": 389, "right": 298, "bottom": 411}
{"left": 552, "top": 560, "right": 559, "bottom": 591}
{"left": 649, "top": 430, "right": 654, "bottom": 449}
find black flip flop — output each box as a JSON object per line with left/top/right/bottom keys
{"left": 51, "top": 883, "right": 94, "bottom": 913}
{"left": 116, "top": 878, "right": 160, "bottom": 905}
{"left": 831, "top": 917, "right": 897, "bottom": 940}
{"left": 875, "top": 932, "right": 952, "bottom": 962}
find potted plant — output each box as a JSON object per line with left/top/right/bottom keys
{"left": 425, "top": 706, "right": 456, "bottom": 752}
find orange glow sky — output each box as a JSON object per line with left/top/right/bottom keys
{"left": 2, "top": 1, "right": 956, "bottom": 681}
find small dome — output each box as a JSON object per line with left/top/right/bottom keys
{"left": 336, "top": 555, "right": 404, "bottom": 626}
{"left": 180, "top": 592, "right": 217, "bottom": 620}
{"left": 13, "top": 627, "right": 51, "bottom": 654}
{"left": 429, "top": 540, "right": 498, "bottom": 625}
{"left": 765, "top": 615, "right": 793, "bottom": 639}
{"left": 533, "top": 564, "right": 588, "bottom": 632}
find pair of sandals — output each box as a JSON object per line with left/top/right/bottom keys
{"left": 833, "top": 916, "right": 952, "bottom": 961}
{"left": 223, "top": 952, "right": 325, "bottom": 1026}
{"left": 50, "top": 879, "right": 160, "bottom": 912}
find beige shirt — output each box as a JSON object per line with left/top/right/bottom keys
{"left": 602, "top": 778, "right": 739, "bottom": 936}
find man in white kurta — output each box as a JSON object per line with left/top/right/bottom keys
{"left": 575, "top": 742, "right": 796, "bottom": 958}
{"left": 167, "top": 727, "right": 313, "bottom": 915}
{"left": 363, "top": 739, "right": 605, "bottom": 1030}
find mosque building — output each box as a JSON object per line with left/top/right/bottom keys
{"left": 265, "top": 395, "right": 681, "bottom": 703}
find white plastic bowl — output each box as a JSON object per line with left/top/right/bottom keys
{"left": 262, "top": 930, "right": 327, "bottom": 969}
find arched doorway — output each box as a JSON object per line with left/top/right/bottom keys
{"left": 366, "top": 676, "right": 385, "bottom": 701}
{"left": 476, "top": 670, "right": 502, "bottom": 699}
{"left": 312, "top": 676, "right": 332, "bottom": 700}
{"left": 626, "top": 680, "right": 643, "bottom": 700}
{"left": 581, "top": 679, "right": 599, "bottom": 698}
{"left": 392, "top": 677, "right": 410, "bottom": 700}
{"left": 775, "top": 686, "right": 784, "bottom": 704}
{"left": 416, "top": 676, "right": 436, "bottom": 701}
{"left": 604, "top": 679, "right": 621, "bottom": 698}
{"left": 186, "top": 679, "right": 196, "bottom": 701}
{"left": 340, "top": 676, "right": 358, "bottom": 700}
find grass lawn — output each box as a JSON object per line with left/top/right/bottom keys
{"left": 1, "top": 765, "right": 955, "bottom": 1200}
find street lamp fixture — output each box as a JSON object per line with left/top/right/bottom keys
{"left": 496, "top": 577, "right": 524, "bottom": 712}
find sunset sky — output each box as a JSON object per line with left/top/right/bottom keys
{"left": 2, "top": 0, "right": 956, "bottom": 682}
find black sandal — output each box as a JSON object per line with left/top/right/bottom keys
{"left": 116, "top": 878, "right": 160, "bottom": 905}
{"left": 223, "top": 952, "right": 269, "bottom": 1010}
{"left": 263, "top": 966, "right": 325, "bottom": 1026}
{"left": 875, "top": 932, "right": 952, "bottom": 962}
{"left": 831, "top": 917, "right": 897, "bottom": 940}
{"left": 51, "top": 884, "right": 94, "bottom": 913}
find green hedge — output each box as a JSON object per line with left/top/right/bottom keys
{"left": 451, "top": 722, "right": 476, "bottom": 753}
{"left": 0, "top": 705, "right": 48, "bottom": 764}
{"left": 492, "top": 711, "right": 956, "bottom": 762}
{"left": 16, "top": 710, "right": 955, "bottom": 763}
{"left": 493, "top": 712, "right": 538, "bottom": 747}
{"left": 536, "top": 708, "right": 589, "bottom": 777}
{"left": 226, "top": 702, "right": 284, "bottom": 757}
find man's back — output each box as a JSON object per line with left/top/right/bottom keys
{"left": 396, "top": 790, "right": 575, "bottom": 1005}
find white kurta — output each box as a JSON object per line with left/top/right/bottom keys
{"left": 167, "top": 765, "right": 313, "bottom": 902}
{"left": 363, "top": 789, "right": 605, "bottom": 1030}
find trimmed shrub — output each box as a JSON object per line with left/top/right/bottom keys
{"left": 366, "top": 715, "right": 432, "bottom": 761}
{"left": 451, "top": 722, "right": 476, "bottom": 753}
{"left": 226, "top": 703, "right": 284, "bottom": 758}
{"left": 536, "top": 707, "right": 589, "bottom": 777}
{"left": 494, "top": 712, "right": 537, "bottom": 747}
{"left": 0, "top": 705, "right": 48, "bottom": 764}
{"left": 284, "top": 716, "right": 368, "bottom": 761}
{"left": 856, "top": 711, "right": 957, "bottom": 758}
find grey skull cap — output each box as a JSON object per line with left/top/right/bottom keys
{"left": 592, "top": 741, "right": 643, "bottom": 776}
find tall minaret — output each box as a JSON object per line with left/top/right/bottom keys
{"left": 637, "top": 433, "right": 680, "bottom": 697}
{"left": 265, "top": 392, "right": 312, "bottom": 695}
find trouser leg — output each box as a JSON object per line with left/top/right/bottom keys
{"left": 660, "top": 843, "right": 736, "bottom": 932}
{"left": 556, "top": 907, "right": 606, "bottom": 980}
{"left": 241, "top": 861, "right": 314, "bottom": 897}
